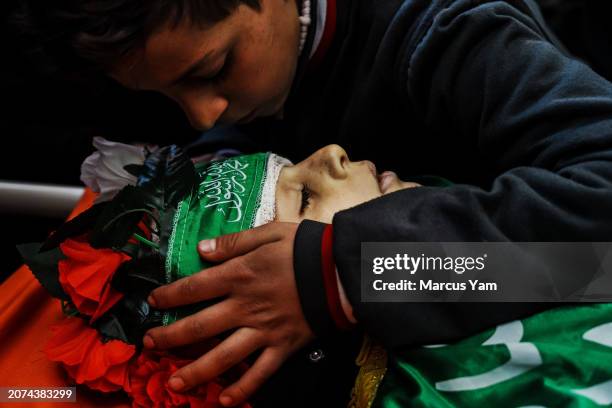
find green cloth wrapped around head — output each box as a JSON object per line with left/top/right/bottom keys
{"left": 164, "top": 152, "right": 291, "bottom": 323}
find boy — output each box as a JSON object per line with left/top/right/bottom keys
{"left": 13, "top": 0, "right": 612, "bottom": 405}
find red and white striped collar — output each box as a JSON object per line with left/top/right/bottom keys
{"left": 307, "top": 0, "right": 337, "bottom": 71}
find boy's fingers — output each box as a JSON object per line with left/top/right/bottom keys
{"left": 219, "top": 347, "right": 285, "bottom": 407}
{"left": 198, "top": 222, "right": 288, "bottom": 262}
{"left": 148, "top": 264, "right": 232, "bottom": 309}
{"left": 169, "top": 328, "right": 261, "bottom": 392}
{"left": 143, "top": 300, "right": 238, "bottom": 350}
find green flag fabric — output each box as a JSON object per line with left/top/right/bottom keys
{"left": 164, "top": 152, "right": 290, "bottom": 324}
{"left": 373, "top": 304, "right": 612, "bottom": 407}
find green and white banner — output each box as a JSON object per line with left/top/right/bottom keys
{"left": 374, "top": 304, "right": 612, "bottom": 407}
{"left": 164, "top": 152, "right": 289, "bottom": 324}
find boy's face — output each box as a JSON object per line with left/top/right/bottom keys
{"left": 275, "top": 145, "right": 420, "bottom": 224}
{"left": 111, "top": 0, "right": 300, "bottom": 130}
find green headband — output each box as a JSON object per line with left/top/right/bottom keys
{"left": 167, "top": 152, "right": 290, "bottom": 281}
{"left": 165, "top": 152, "right": 291, "bottom": 323}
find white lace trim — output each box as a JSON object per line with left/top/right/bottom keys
{"left": 253, "top": 153, "right": 292, "bottom": 227}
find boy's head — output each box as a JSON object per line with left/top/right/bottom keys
{"left": 15, "top": 0, "right": 302, "bottom": 129}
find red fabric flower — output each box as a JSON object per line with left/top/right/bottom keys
{"left": 44, "top": 317, "right": 136, "bottom": 392}
{"left": 58, "top": 237, "right": 130, "bottom": 322}
{"left": 128, "top": 351, "right": 251, "bottom": 408}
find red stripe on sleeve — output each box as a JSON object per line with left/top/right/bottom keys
{"left": 320, "top": 224, "right": 353, "bottom": 330}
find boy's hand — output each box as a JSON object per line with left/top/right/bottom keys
{"left": 143, "top": 222, "right": 315, "bottom": 406}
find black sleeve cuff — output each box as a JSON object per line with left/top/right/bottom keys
{"left": 293, "top": 220, "right": 337, "bottom": 338}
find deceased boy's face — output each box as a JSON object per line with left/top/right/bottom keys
{"left": 111, "top": 0, "right": 301, "bottom": 130}
{"left": 275, "top": 145, "right": 420, "bottom": 224}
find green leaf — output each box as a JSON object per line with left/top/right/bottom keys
{"left": 17, "top": 243, "right": 69, "bottom": 300}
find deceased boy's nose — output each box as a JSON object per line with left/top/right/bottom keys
{"left": 318, "top": 144, "right": 349, "bottom": 179}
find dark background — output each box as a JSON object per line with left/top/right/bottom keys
{"left": 0, "top": 1, "right": 199, "bottom": 279}
{"left": 2, "top": 0, "right": 612, "bottom": 280}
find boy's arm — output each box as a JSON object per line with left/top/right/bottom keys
{"left": 293, "top": 0, "right": 612, "bottom": 347}
{"left": 142, "top": 1, "right": 612, "bottom": 401}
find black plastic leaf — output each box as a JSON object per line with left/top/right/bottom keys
{"left": 17, "top": 243, "right": 69, "bottom": 300}
{"left": 137, "top": 145, "right": 197, "bottom": 212}
{"left": 89, "top": 185, "right": 146, "bottom": 249}
{"left": 95, "top": 255, "right": 166, "bottom": 345}
{"left": 111, "top": 255, "right": 165, "bottom": 298}
{"left": 95, "top": 314, "right": 130, "bottom": 343}
{"left": 97, "top": 295, "right": 165, "bottom": 345}
{"left": 119, "top": 241, "right": 141, "bottom": 259}
{"left": 40, "top": 203, "right": 107, "bottom": 251}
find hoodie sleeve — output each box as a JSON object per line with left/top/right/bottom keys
{"left": 293, "top": 0, "right": 612, "bottom": 348}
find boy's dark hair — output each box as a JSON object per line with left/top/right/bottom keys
{"left": 10, "top": 0, "right": 261, "bottom": 79}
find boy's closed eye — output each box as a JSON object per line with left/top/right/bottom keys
{"left": 300, "top": 185, "right": 311, "bottom": 214}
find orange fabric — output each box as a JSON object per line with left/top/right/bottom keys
{"left": 0, "top": 189, "right": 131, "bottom": 407}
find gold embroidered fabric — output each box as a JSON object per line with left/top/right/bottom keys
{"left": 348, "top": 336, "right": 388, "bottom": 408}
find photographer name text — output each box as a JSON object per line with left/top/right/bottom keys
{"left": 371, "top": 253, "right": 498, "bottom": 293}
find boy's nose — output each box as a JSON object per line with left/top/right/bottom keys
{"left": 177, "top": 91, "right": 229, "bottom": 131}
{"left": 318, "top": 144, "right": 349, "bottom": 179}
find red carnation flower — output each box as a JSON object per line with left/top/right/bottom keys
{"left": 58, "top": 237, "right": 130, "bottom": 322}
{"left": 128, "top": 351, "right": 251, "bottom": 408}
{"left": 44, "top": 317, "right": 136, "bottom": 392}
